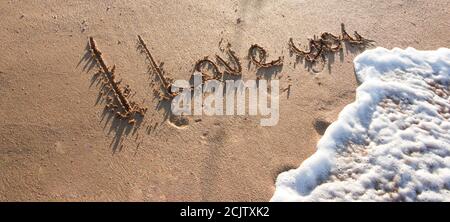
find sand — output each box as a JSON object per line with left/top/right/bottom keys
{"left": 0, "top": 0, "right": 449, "bottom": 201}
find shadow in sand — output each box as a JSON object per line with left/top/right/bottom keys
{"left": 104, "top": 111, "right": 142, "bottom": 153}
{"left": 135, "top": 38, "right": 173, "bottom": 125}
{"left": 247, "top": 44, "right": 284, "bottom": 79}
{"left": 289, "top": 25, "right": 375, "bottom": 74}
{"left": 79, "top": 40, "right": 145, "bottom": 153}
{"left": 343, "top": 41, "right": 372, "bottom": 55}
{"left": 77, "top": 42, "right": 97, "bottom": 73}
{"left": 222, "top": 72, "right": 244, "bottom": 82}
{"left": 291, "top": 41, "right": 374, "bottom": 74}
{"left": 154, "top": 96, "right": 172, "bottom": 122}
{"left": 256, "top": 64, "right": 283, "bottom": 80}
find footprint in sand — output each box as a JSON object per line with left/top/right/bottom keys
{"left": 168, "top": 115, "right": 190, "bottom": 129}
{"left": 313, "top": 118, "right": 331, "bottom": 136}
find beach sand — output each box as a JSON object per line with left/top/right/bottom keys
{"left": 0, "top": 0, "right": 449, "bottom": 201}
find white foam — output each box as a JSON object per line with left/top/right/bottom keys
{"left": 271, "top": 47, "right": 450, "bottom": 202}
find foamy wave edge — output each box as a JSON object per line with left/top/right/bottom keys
{"left": 271, "top": 47, "right": 450, "bottom": 201}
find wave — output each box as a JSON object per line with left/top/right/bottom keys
{"left": 271, "top": 47, "right": 450, "bottom": 201}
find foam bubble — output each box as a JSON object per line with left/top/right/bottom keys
{"left": 271, "top": 47, "right": 450, "bottom": 202}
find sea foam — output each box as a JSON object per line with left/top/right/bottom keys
{"left": 271, "top": 47, "right": 450, "bottom": 201}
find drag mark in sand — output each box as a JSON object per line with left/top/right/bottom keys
{"left": 89, "top": 37, "right": 147, "bottom": 125}
{"left": 137, "top": 35, "right": 179, "bottom": 101}
{"left": 215, "top": 41, "right": 243, "bottom": 77}
{"left": 248, "top": 44, "right": 284, "bottom": 69}
{"left": 137, "top": 35, "right": 190, "bottom": 128}
{"left": 289, "top": 23, "right": 374, "bottom": 72}
{"left": 194, "top": 56, "right": 223, "bottom": 82}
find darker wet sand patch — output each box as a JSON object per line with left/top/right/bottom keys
{"left": 313, "top": 118, "right": 331, "bottom": 135}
